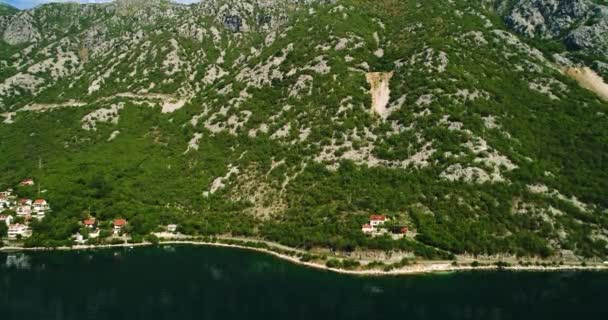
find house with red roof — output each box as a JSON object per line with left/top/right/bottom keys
{"left": 369, "top": 214, "right": 387, "bottom": 227}
{"left": 361, "top": 224, "right": 374, "bottom": 233}
{"left": 32, "top": 199, "right": 49, "bottom": 214}
{"left": 83, "top": 218, "right": 97, "bottom": 228}
{"left": 113, "top": 218, "right": 128, "bottom": 235}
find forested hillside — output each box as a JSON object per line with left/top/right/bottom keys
{"left": 0, "top": 0, "right": 607, "bottom": 261}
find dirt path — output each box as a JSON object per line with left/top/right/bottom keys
{"left": 566, "top": 67, "right": 608, "bottom": 102}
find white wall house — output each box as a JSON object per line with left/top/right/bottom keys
{"left": 361, "top": 224, "right": 374, "bottom": 233}
{"left": 369, "top": 215, "right": 387, "bottom": 227}
{"left": 19, "top": 179, "right": 35, "bottom": 186}
{"left": 8, "top": 224, "right": 31, "bottom": 240}
{"left": 32, "top": 199, "right": 49, "bottom": 214}
{"left": 16, "top": 205, "right": 32, "bottom": 216}
{"left": 0, "top": 196, "right": 9, "bottom": 209}
{"left": 0, "top": 215, "right": 14, "bottom": 226}
{"left": 113, "top": 219, "right": 127, "bottom": 235}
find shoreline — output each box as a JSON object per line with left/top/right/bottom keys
{"left": 2, "top": 240, "right": 607, "bottom": 276}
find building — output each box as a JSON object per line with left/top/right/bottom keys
{"left": 83, "top": 218, "right": 96, "bottom": 228}
{"left": 19, "top": 198, "right": 32, "bottom": 206}
{"left": 361, "top": 224, "right": 374, "bottom": 233}
{"left": 369, "top": 215, "right": 387, "bottom": 226}
{"left": 0, "top": 194, "right": 14, "bottom": 209}
{"left": 0, "top": 190, "right": 12, "bottom": 197}
{"left": 32, "top": 199, "right": 49, "bottom": 213}
{"left": 19, "top": 179, "right": 35, "bottom": 186}
{"left": 167, "top": 224, "right": 178, "bottom": 233}
{"left": 74, "top": 233, "right": 86, "bottom": 244}
{"left": 16, "top": 205, "right": 32, "bottom": 216}
{"left": 113, "top": 218, "right": 127, "bottom": 235}
{"left": 8, "top": 224, "right": 31, "bottom": 240}
{"left": 0, "top": 215, "right": 13, "bottom": 226}
{"left": 89, "top": 229, "right": 100, "bottom": 239}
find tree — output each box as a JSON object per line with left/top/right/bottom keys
{"left": 0, "top": 223, "right": 7, "bottom": 238}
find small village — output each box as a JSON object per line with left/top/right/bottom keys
{"left": 0, "top": 179, "right": 49, "bottom": 240}
{"left": 1, "top": 178, "right": 179, "bottom": 246}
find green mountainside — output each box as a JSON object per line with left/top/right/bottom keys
{"left": 0, "top": 3, "right": 17, "bottom": 16}
{"left": 0, "top": 0, "right": 607, "bottom": 261}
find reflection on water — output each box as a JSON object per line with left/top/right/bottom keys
{"left": 0, "top": 246, "right": 607, "bottom": 320}
{"left": 161, "top": 245, "right": 176, "bottom": 253}
{"left": 5, "top": 254, "right": 30, "bottom": 270}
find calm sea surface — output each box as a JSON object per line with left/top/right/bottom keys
{"left": 0, "top": 245, "right": 607, "bottom": 320}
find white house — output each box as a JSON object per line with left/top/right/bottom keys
{"left": 83, "top": 218, "right": 96, "bottom": 228}
{"left": 32, "top": 199, "right": 49, "bottom": 213}
{"left": 89, "top": 229, "right": 100, "bottom": 239}
{"left": 167, "top": 224, "right": 178, "bottom": 233}
{"left": 0, "top": 194, "right": 14, "bottom": 209}
{"left": 73, "top": 233, "right": 86, "bottom": 244}
{"left": 0, "top": 215, "right": 13, "bottom": 226}
{"left": 369, "top": 215, "right": 387, "bottom": 227}
{"left": 113, "top": 219, "right": 127, "bottom": 235}
{"left": 361, "top": 224, "right": 374, "bottom": 233}
{"left": 19, "top": 178, "right": 35, "bottom": 186}
{"left": 8, "top": 224, "right": 31, "bottom": 240}
{"left": 16, "top": 205, "right": 32, "bottom": 216}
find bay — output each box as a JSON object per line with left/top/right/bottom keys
{"left": 0, "top": 245, "right": 606, "bottom": 319}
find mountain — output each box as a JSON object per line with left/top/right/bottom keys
{"left": 0, "top": 0, "right": 607, "bottom": 261}
{"left": 496, "top": 0, "right": 608, "bottom": 77}
{"left": 0, "top": 3, "right": 18, "bottom": 16}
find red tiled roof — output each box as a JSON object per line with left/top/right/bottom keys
{"left": 33, "top": 199, "right": 46, "bottom": 205}
{"left": 362, "top": 224, "right": 373, "bottom": 229}
{"left": 369, "top": 214, "right": 386, "bottom": 221}
{"left": 19, "top": 198, "right": 31, "bottom": 204}
{"left": 83, "top": 218, "right": 96, "bottom": 226}
{"left": 400, "top": 227, "right": 408, "bottom": 234}
{"left": 113, "top": 218, "right": 127, "bottom": 226}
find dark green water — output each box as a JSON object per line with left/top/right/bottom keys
{"left": 0, "top": 246, "right": 607, "bottom": 320}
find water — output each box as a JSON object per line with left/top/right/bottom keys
{"left": 0, "top": 245, "right": 607, "bottom": 319}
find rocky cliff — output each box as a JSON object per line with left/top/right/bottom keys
{"left": 497, "top": 0, "right": 608, "bottom": 77}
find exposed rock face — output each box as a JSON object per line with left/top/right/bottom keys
{"left": 503, "top": 0, "right": 589, "bottom": 38}
{"left": 2, "top": 12, "right": 40, "bottom": 45}
{"left": 498, "top": 0, "right": 608, "bottom": 61}
{"left": 224, "top": 15, "right": 243, "bottom": 32}
{"left": 365, "top": 72, "right": 393, "bottom": 119}
{"left": 564, "top": 6, "right": 608, "bottom": 52}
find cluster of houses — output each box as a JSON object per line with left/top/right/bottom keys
{"left": 73, "top": 217, "right": 179, "bottom": 244}
{"left": 361, "top": 214, "right": 409, "bottom": 237}
{"left": 0, "top": 179, "right": 51, "bottom": 240}
{"left": 1, "top": 179, "right": 182, "bottom": 245}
